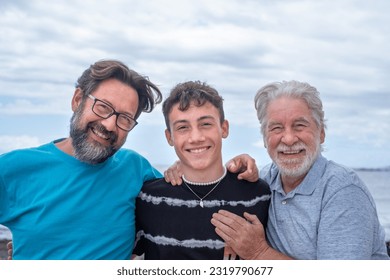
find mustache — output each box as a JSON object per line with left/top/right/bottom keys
{"left": 88, "top": 121, "right": 118, "bottom": 144}
{"left": 276, "top": 143, "right": 306, "bottom": 152}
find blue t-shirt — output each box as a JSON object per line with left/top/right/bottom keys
{"left": 0, "top": 140, "right": 161, "bottom": 259}
{"left": 261, "top": 155, "right": 389, "bottom": 260}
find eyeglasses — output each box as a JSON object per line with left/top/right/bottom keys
{"left": 87, "top": 94, "right": 138, "bottom": 131}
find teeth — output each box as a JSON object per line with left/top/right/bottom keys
{"left": 189, "top": 147, "right": 207, "bottom": 154}
{"left": 92, "top": 128, "right": 109, "bottom": 140}
{"left": 283, "top": 150, "right": 300, "bottom": 154}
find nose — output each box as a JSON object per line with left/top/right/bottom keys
{"left": 188, "top": 128, "right": 205, "bottom": 143}
{"left": 100, "top": 114, "right": 117, "bottom": 132}
{"left": 281, "top": 127, "right": 298, "bottom": 146}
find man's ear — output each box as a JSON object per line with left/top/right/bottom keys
{"left": 165, "top": 129, "right": 174, "bottom": 146}
{"left": 320, "top": 127, "right": 325, "bottom": 144}
{"left": 71, "top": 88, "right": 83, "bottom": 112}
{"left": 221, "top": 120, "right": 229, "bottom": 139}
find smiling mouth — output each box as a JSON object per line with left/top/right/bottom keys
{"left": 91, "top": 127, "right": 109, "bottom": 140}
{"left": 187, "top": 147, "right": 210, "bottom": 154}
{"left": 279, "top": 149, "right": 304, "bottom": 155}
{"left": 88, "top": 122, "right": 117, "bottom": 144}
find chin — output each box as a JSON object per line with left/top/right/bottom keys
{"left": 186, "top": 162, "right": 211, "bottom": 171}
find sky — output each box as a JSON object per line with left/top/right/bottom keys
{"left": 0, "top": 0, "right": 389, "bottom": 169}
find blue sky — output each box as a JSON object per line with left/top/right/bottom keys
{"left": 0, "top": 0, "right": 389, "bottom": 169}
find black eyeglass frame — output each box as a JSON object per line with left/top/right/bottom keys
{"left": 87, "top": 94, "right": 138, "bottom": 132}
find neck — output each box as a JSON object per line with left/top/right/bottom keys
{"left": 281, "top": 173, "right": 306, "bottom": 193}
{"left": 55, "top": 138, "right": 75, "bottom": 156}
{"left": 182, "top": 165, "right": 227, "bottom": 186}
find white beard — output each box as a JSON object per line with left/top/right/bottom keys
{"left": 272, "top": 138, "right": 321, "bottom": 178}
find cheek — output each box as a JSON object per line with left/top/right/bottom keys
{"left": 170, "top": 132, "right": 186, "bottom": 146}
{"left": 116, "top": 131, "right": 129, "bottom": 146}
{"left": 266, "top": 134, "right": 279, "bottom": 149}
{"left": 301, "top": 132, "right": 318, "bottom": 145}
{"left": 79, "top": 110, "right": 98, "bottom": 125}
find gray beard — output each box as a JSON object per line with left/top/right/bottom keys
{"left": 277, "top": 151, "right": 319, "bottom": 178}
{"left": 273, "top": 140, "right": 321, "bottom": 178}
{"left": 69, "top": 110, "right": 118, "bottom": 164}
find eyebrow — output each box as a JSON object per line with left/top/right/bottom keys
{"left": 294, "top": 117, "right": 311, "bottom": 124}
{"left": 267, "top": 117, "right": 311, "bottom": 127}
{"left": 99, "top": 98, "right": 135, "bottom": 118}
{"left": 198, "top": 115, "right": 215, "bottom": 122}
{"left": 172, "top": 115, "right": 216, "bottom": 126}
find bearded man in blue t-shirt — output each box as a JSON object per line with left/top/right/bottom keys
{"left": 0, "top": 59, "right": 163, "bottom": 259}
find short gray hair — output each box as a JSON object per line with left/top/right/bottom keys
{"left": 254, "top": 80, "right": 326, "bottom": 137}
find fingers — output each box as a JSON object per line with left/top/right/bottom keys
{"left": 163, "top": 160, "right": 183, "bottom": 186}
{"left": 236, "top": 155, "right": 258, "bottom": 181}
{"left": 226, "top": 156, "right": 248, "bottom": 173}
{"left": 223, "top": 245, "right": 237, "bottom": 260}
{"left": 243, "top": 212, "right": 262, "bottom": 225}
{"left": 211, "top": 211, "right": 238, "bottom": 242}
{"left": 7, "top": 249, "right": 12, "bottom": 259}
{"left": 213, "top": 209, "right": 247, "bottom": 226}
{"left": 211, "top": 210, "right": 249, "bottom": 242}
{"left": 226, "top": 154, "right": 259, "bottom": 182}
{"left": 226, "top": 159, "right": 238, "bottom": 173}
{"left": 212, "top": 211, "right": 263, "bottom": 260}
{"left": 7, "top": 241, "right": 12, "bottom": 260}
{"left": 214, "top": 225, "right": 232, "bottom": 243}
{"left": 237, "top": 168, "right": 256, "bottom": 181}
{"left": 164, "top": 169, "right": 178, "bottom": 186}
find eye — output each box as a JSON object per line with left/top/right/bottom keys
{"left": 201, "top": 122, "right": 212, "bottom": 127}
{"left": 119, "top": 114, "right": 133, "bottom": 125}
{"left": 294, "top": 122, "right": 307, "bottom": 130}
{"left": 269, "top": 126, "right": 282, "bottom": 133}
{"left": 176, "top": 125, "right": 189, "bottom": 131}
{"left": 95, "top": 102, "right": 112, "bottom": 113}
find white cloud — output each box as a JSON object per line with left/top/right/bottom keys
{"left": 0, "top": 98, "right": 70, "bottom": 115}
{"left": 0, "top": 135, "right": 42, "bottom": 153}
{"left": 0, "top": 0, "right": 389, "bottom": 167}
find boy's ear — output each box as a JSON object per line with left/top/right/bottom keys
{"left": 222, "top": 120, "right": 229, "bottom": 138}
{"left": 165, "top": 129, "right": 174, "bottom": 146}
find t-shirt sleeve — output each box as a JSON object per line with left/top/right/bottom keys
{"left": 0, "top": 172, "right": 10, "bottom": 223}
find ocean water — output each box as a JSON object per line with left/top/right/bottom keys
{"left": 1, "top": 170, "right": 389, "bottom": 241}
{"left": 355, "top": 170, "right": 390, "bottom": 241}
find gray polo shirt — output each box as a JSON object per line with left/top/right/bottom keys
{"left": 261, "top": 155, "right": 389, "bottom": 260}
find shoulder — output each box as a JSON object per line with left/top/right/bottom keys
{"left": 317, "top": 158, "right": 376, "bottom": 207}
{"left": 140, "top": 178, "right": 173, "bottom": 194}
{"left": 137, "top": 178, "right": 183, "bottom": 206}
{"left": 225, "top": 171, "right": 271, "bottom": 194}
{"left": 322, "top": 159, "right": 367, "bottom": 190}
{"left": 114, "top": 148, "right": 153, "bottom": 166}
{"left": 115, "top": 148, "right": 145, "bottom": 159}
{"left": 143, "top": 178, "right": 170, "bottom": 188}
{"left": 259, "top": 162, "right": 278, "bottom": 185}
{"left": 0, "top": 142, "right": 52, "bottom": 163}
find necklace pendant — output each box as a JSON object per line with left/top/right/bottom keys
{"left": 199, "top": 200, "right": 204, "bottom": 208}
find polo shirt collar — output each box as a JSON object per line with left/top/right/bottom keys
{"left": 272, "top": 154, "right": 326, "bottom": 197}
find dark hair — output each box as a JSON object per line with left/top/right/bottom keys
{"left": 162, "top": 81, "right": 224, "bottom": 131}
{"left": 76, "top": 59, "right": 162, "bottom": 119}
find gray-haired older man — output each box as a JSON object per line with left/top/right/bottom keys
{"left": 211, "top": 80, "right": 389, "bottom": 260}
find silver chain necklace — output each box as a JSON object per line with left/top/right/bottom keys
{"left": 182, "top": 168, "right": 227, "bottom": 208}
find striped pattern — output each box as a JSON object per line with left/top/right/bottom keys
{"left": 133, "top": 172, "right": 271, "bottom": 260}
